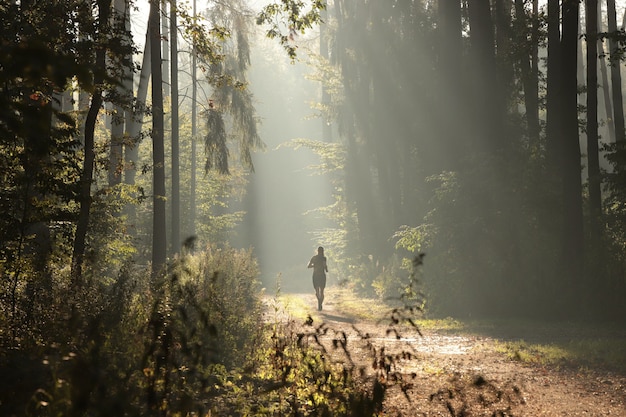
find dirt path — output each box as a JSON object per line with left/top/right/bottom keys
{"left": 271, "top": 292, "right": 626, "bottom": 416}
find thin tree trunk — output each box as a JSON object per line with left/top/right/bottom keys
{"left": 320, "top": 0, "right": 332, "bottom": 142}
{"left": 546, "top": 0, "right": 562, "bottom": 169}
{"left": 72, "top": 0, "right": 111, "bottom": 282}
{"left": 161, "top": 0, "right": 170, "bottom": 98}
{"left": 495, "top": 0, "right": 513, "bottom": 101}
{"left": 515, "top": 0, "right": 540, "bottom": 148}
{"left": 578, "top": 18, "right": 586, "bottom": 108}
{"left": 150, "top": 0, "right": 167, "bottom": 277}
{"left": 109, "top": 0, "right": 126, "bottom": 187}
{"left": 607, "top": 0, "right": 625, "bottom": 142}
{"left": 170, "top": 0, "right": 180, "bottom": 254}
{"left": 190, "top": 0, "right": 197, "bottom": 239}
{"left": 599, "top": 36, "right": 616, "bottom": 142}
{"left": 587, "top": 0, "right": 602, "bottom": 218}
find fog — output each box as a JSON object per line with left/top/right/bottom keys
{"left": 126, "top": 0, "right": 626, "bottom": 318}
{"left": 232, "top": 38, "right": 334, "bottom": 292}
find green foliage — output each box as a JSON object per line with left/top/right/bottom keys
{"left": 202, "top": 0, "right": 265, "bottom": 176}
{"left": 372, "top": 254, "right": 413, "bottom": 301}
{"left": 0, "top": 245, "right": 265, "bottom": 416}
{"left": 0, "top": 246, "right": 434, "bottom": 416}
{"left": 392, "top": 152, "right": 566, "bottom": 318}
{"left": 256, "top": 0, "right": 327, "bottom": 60}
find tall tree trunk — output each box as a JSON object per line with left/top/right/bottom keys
{"left": 190, "top": 0, "right": 197, "bottom": 239}
{"left": 607, "top": 0, "right": 625, "bottom": 142}
{"left": 467, "top": 0, "right": 500, "bottom": 149}
{"left": 161, "top": 0, "right": 170, "bottom": 98}
{"left": 561, "top": 0, "right": 584, "bottom": 305}
{"left": 150, "top": 0, "right": 167, "bottom": 277}
{"left": 577, "top": 18, "right": 587, "bottom": 108}
{"left": 320, "top": 0, "right": 332, "bottom": 142}
{"left": 125, "top": 25, "right": 151, "bottom": 228}
{"left": 495, "top": 0, "right": 513, "bottom": 109}
{"left": 170, "top": 0, "right": 180, "bottom": 254}
{"left": 587, "top": 0, "right": 602, "bottom": 219}
{"left": 515, "top": 0, "right": 541, "bottom": 148}
{"left": 72, "top": 0, "right": 111, "bottom": 281}
{"left": 438, "top": 0, "right": 464, "bottom": 170}
{"left": 109, "top": 0, "right": 127, "bottom": 187}
{"left": 546, "top": 0, "right": 562, "bottom": 170}
{"left": 531, "top": 0, "right": 539, "bottom": 102}
{"left": 598, "top": 31, "right": 616, "bottom": 142}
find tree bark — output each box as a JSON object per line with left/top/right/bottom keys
{"left": 561, "top": 0, "right": 584, "bottom": 303}
{"left": 598, "top": 33, "right": 616, "bottom": 143}
{"left": 72, "top": 0, "right": 111, "bottom": 281}
{"left": 587, "top": 0, "right": 602, "bottom": 218}
{"left": 546, "top": 0, "right": 563, "bottom": 170}
{"left": 161, "top": 0, "right": 170, "bottom": 98}
{"left": 123, "top": 25, "right": 150, "bottom": 232}
{"left": 607, "top": 0, "right": 625, "bottom": 142}
{"left": 467, "top": 0, "right": 500, "bottom": 149}
{"left": 438, "top": 0, "right": 464, "bottom": 169}
{"left": 170, "top": 0, "right": 180, "bottom": 254}
{"left": 150, "top": 0, "right": 167, "bottom": 277}
{"left": 515, "top": 0, "right": 541, "bottom": 148}
{"left": 109, "top": 0, "right": 127, "bottom": 187}
{"left": 190, "top": 0, "right": 197, "bottom": 239}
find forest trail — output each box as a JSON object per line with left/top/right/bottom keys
{"left": 265, "top": 290, "right": 626, "bottom": 416}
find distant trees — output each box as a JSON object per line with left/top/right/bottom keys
{"left": 298, "top": 0, "right": 626, "bottom": 318}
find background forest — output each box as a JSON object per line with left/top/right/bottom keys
{"left": 1, "top": 0, "right": 626, "bottom": 415}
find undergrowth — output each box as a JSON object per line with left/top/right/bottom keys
{"left": 0, "top": 249, "right": 529, "bottom": 416}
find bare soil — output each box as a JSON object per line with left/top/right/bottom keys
{"left": 274, "top": 293, "right": 626, "bottom": 416}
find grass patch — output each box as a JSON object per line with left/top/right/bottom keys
{"left": 414, "top": 317, "right": 465, "bottom": 332}
{"left": 495, "top": 340, "right": 572, "bottom": 366}
{"left": 330, "top": 287, "right": 389, "bottom": 321}
{"left": 274, "top": 293, "right": 313, "bottom": 321}
{"left": 489, "top": 325, "right": 626, "bottom": 372}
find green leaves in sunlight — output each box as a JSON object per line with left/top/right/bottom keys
{"left": 256, "top": 0, "right": 327, "bottom": 60}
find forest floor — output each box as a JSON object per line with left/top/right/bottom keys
{"left": 265, "top": 288, "right": 626, "bottom": 416}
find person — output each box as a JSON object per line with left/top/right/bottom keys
{"left": 308, "top": 246, "right": 328, "bottom": 311}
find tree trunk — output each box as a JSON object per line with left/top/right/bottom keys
{"left": 109, "top": 0, "right": 127, "bottom": 187}
{"left": 587, "top": 0, "right": 602, "bottom": 218}
{"left": 546, "top": 0, "right": 562, "bottom": 170}
{"left": 161, "top": 0, "right": 170, "bottom": 98}
{"left": 598, "top": 32, "right": 616, "bottom": 143}
{"left": 607, "top": 0, "right": 625, "bottom": 142}
{"left": 72, "top": 0, "right": 111, "bottom": 282}
{"left": 467, "top": 0, "right": 500, "bottom": 149}
{"left": 170, "top": 0, "right": 180, "bottom": 254}
{"left": 495, "top": 0, "right": 514, "bottom": 107}
{"left": 438, "top": 0, "right": 464, "bottom": 169}
{"left": 515, "top": 0, "right": 541, "bottom": 148}
{"left": 150, "top": 0, "right": 167, "bottom": 277}
{"left": 125, "top": 24, "right": 151, "bottom": 225}
{"left": 190, "top": 0, "right": 197, "bottom": 239}
{"left": 561, "top": 0, "right": 584, "bottom": 305}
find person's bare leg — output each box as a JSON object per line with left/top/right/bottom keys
{"left": 318, "top": 288, "right": 324, "bottom": 310}
{"left": 315, "top": 287, "right": 321, "bottom": 308}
